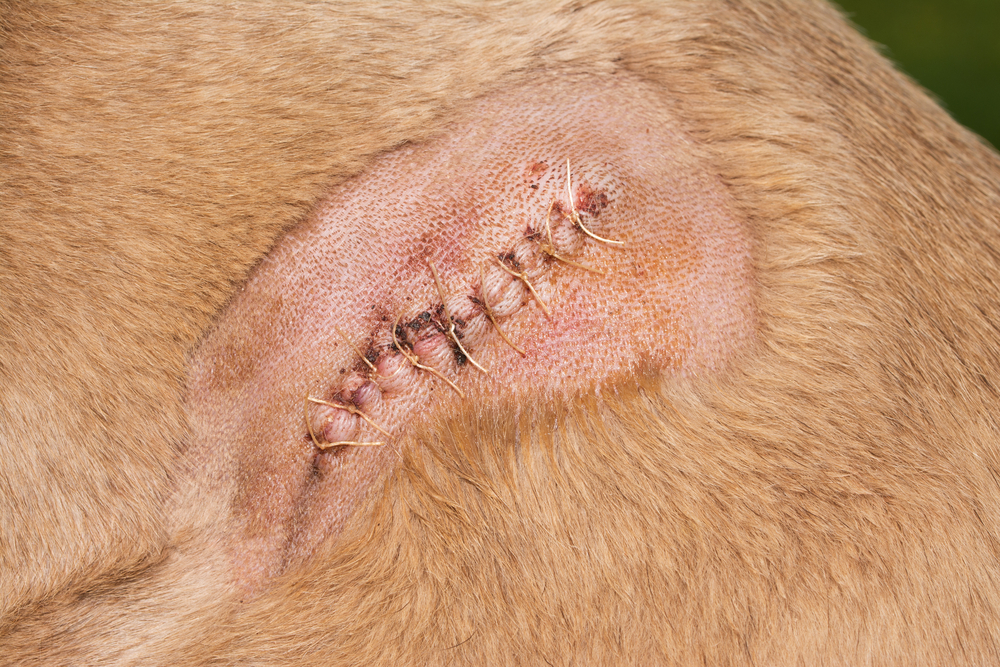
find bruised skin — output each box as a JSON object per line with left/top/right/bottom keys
{"left": 186, "top": 75, "right": 753, "bottom": 587}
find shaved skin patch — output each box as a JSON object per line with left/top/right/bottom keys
{"left": 184, "top": 75, "right": 753, "bottom": 590}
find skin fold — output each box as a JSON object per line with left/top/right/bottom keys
{"left": 2, "top": 0, "right": 1000, "bottom": 664}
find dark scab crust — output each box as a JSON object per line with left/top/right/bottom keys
{"left": 576, "top": 183, "right": 611, "bottom": 217}
{"left": 498, "top": 250, "right": 519, "bottom": 270}
{"left": 406, "top": 313, "right": 431, "bottom": 334}
{"left": 451, "top": 342, "right": 469, "bottom": 367}
{"left": 526, "top": 161, "right": 549, "bottom": 180}
{"left": 392, "top": 323, "right": 406, "bottom": 350}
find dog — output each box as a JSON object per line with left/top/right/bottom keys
{"left": 2, "top": 1, "right": 1000, "bottom": 663}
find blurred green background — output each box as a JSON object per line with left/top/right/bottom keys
{"left": 834, "top": 0, "right": 1000, "bottom": 150}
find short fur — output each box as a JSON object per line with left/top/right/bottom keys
{"left": 2, "top": 0, "right": 1000, "bottom": 664}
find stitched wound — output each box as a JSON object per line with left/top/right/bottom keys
{"left": 183, "top": 74, "right": 754, "bottom": 587}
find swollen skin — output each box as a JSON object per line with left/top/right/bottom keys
{"left": 184, "top": 75, "right": 754, "bottom": 587}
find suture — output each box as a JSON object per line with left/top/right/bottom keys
{"left": 304, "top": 395, "right": 386, "bottom": 449}
{"left": 334, "top": 325, "right": 378, "bottom": 375}
{"left": 428, "top": 260, "right": 489, "bottom": 375}
{"left": 535, "top": 201, "right": 605, "bottom": 275}
{"left": 496, "top": 255, "right": 551, "bottom": 316}
{"left": 475, "top": 263, "right": 526, "bottom": 356}
{"left": 564, "top": 159, "right": 623, "bottom": 246}
{"left": 392, "top": 314, "right": 467, "bottom": 398}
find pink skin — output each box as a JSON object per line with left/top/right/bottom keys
{"left": 182, "top": 74, "right": 754, "bottom": 591}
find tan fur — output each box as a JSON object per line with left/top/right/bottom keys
{"left": 3, "top": 0, "right": 1000, "bottom": 663}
